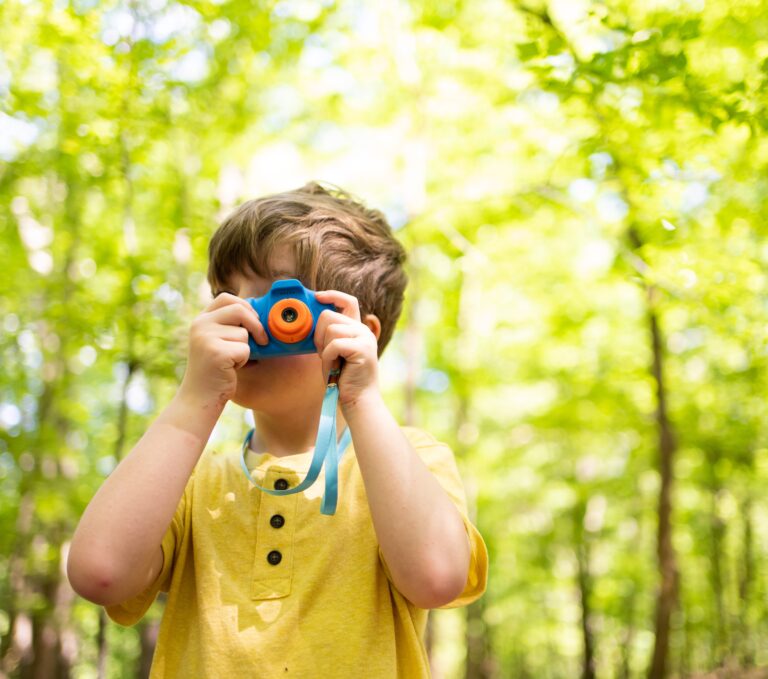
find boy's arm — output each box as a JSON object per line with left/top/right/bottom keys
{"left": 67, "top": 393, "right": 223, "bottom": 606}
{"left": 67, "top": 294, "right": 267, "bottom": 606}
{"left": 344, "top": 395, "right": 471, "bottom": 609}
{"left": 314, "top": 291, "right": 471, "bottom": 609}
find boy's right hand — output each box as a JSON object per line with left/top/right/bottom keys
{"left": 178, "top": 293, "right": 269, "bottom": 405}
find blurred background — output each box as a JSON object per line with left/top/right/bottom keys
{"left": 1, "top": 0, "right": 766, "bottom": 677}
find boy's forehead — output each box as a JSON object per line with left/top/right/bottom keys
{"left": 267, "top": 243, "right": 297, "bottom": 275}
{"left": 223, "top": 244, "right": 298, "bottom": 292}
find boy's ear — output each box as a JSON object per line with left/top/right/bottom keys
{"left": 363, "top": 314, "right": 382, "bottom": 342}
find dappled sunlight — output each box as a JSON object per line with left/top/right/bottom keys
{"left": 1, "top": 0, "right": 767, "bottom": 676}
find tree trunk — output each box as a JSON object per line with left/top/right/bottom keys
{"left": 738, "top": 495, "right": 754, "bottom": 667}
{"left": 2, "top": 491, "right": 35, "bottom": 674}
{"left": 465, "top": 596, "right": 492, "bottom": 679}
{"left": 138, "top": 619, "right": 161, "bottom": 679}
{"left": 96, "top": 611, "right": 109, "bottom": 679}
{"left": 576, "top": 507, "right": 596, "bottom": 679}
{"left": 706, "top": 447, "right": 727, "bottom": 669}
{"left": 25, "top": 569, "right": 72, "bottom": 679}
{"left": 618, "top": 581, "right": 637, "bottom": 679}
{"left": 27, "top": 616, "right": 60, "bottom": 679}
{"left": 645, "top": 293, "right": 679, "bottom": 679}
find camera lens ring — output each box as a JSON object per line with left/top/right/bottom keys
{"left": 268, "top": 298, "right": 313, "bottom": 343}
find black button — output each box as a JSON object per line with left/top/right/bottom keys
{"left": 274, "top": 478, "right": 289, "bottom": 491}
{"left": 267, "top": 550, "right": 282, "bottom": 565}
{"left": 270, "top": 514, "right": 285, "bottom": 529}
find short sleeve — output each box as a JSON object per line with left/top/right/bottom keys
{"left": 380, "top": 427, "right": 489, "bottom": 609}
{"left": 105, "top": 477, "right": 191, "bottom": 627}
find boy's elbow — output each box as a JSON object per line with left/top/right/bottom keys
{"left": 420, "top": 530, "right": 471, "bottom": 608}
{"left": 405, "top": 558, "right": 469, "bottom": 610}
{"left": 426, "top": 566, "right": 468, "bottom": 609}
{"left": 405, "top": 576, "right": 465, "bottom": 609}
{"left": 66, "top": 547, "right": 126, "bottom": 607}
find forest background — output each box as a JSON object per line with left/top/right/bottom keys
{"left": 0, "top": 0, "right": 766, "bottom": 677}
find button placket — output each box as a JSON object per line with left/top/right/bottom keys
{"left": 250, "top": 465, "right": 300, "bottom": 600}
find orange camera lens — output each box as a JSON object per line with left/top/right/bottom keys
{"left": 268, "top": 298, "right": 313, "bottom": 344}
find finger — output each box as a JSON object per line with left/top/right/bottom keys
{"left": 207, "top": 336, "right": 251, "bottom": 370}
{"left": 221, "top": 338, "right": 256, "bottom": 370}
{"left": 207, "top": 302, "right": 258, "bottom": 331}
{"left": 319, "top": 325, "right": 369, "bottom": 378}
{"left": 314, "top": 290, "right": 361, "bottom": 321}
{"left": 320, "top": 337, "right": 369, "bottom": 378}
{"left": 218, "top": 326, "right": 249, "bottom": 344}
{"left": 321, "top": 322, "right": 363, "bottom": 350}
{"left": 321, "top": 336, "right": 369, "bottom": 364}
{"left": 206, "top": 292, "right": 250, "bottom": 313}
{"left": 208, "top": 304, "right": 268, "bottom": 345}
{"left": 205, "top": 294, "right": 268, "bottom": 344}
{"left": 320, "top": 337, "right": 352, "bottom": 379}
{"left": 231, "top": 342, "right": 251, "bottom": 370}
{"left": 314, "top": 310, "right": 358, "bottom": 351}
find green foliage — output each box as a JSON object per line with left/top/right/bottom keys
{"left": 1, "top": 0, "right": 766, "bottom": 677}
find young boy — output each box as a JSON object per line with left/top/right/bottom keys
{"left": 68, "top": 182, "right": 488, "bottom": 677}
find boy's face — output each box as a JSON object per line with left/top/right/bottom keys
{"left": 225, "top": 245, "right": 327, "bottom": 417}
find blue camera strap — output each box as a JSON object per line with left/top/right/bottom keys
{"left": 239, "top": 381, "right": 352, "bottom": 515}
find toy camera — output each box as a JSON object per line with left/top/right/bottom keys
{"left": 245, "top": 279, "right": 335, "bottom": 360}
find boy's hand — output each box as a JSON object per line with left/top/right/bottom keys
{"left": 313, "top": 290, "right": 379, "bottom": 409}
{"left": 179, "top": 293, "right": 269, "bottom": 405}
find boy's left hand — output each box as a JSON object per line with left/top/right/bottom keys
{"left": 313, "top": 290, "right": 379, "bottom": 409}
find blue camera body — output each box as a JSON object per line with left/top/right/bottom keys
{"left": 245, "top": 279, "right": 335, "bottom": 360}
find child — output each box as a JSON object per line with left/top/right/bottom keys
{"left": 67, "top": 182, "right": 488, "bottom": 677}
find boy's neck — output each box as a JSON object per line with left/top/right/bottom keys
{"left": 250, "top": 405, "right": 348, "bottom": 458}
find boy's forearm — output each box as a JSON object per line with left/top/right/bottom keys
{"left": 67, "top": 390, "right": 224, "bottom": 606}
{"left": 343, "top": 393, "right": 470, "bottom": 609}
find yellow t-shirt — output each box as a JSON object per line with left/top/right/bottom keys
{"left": 107, "top": 426, "right": 488, "bottom": 678}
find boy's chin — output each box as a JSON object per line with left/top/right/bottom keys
{"left": 231, "top": 393, "right": 322, "bottom": 416}
{"left": 231, "top": 382, "right": 325, "bottom": 413}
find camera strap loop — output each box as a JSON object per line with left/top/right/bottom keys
{"left": 239, "top": 382, "right": 352, "bottom": 515}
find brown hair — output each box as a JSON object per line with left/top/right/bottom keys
{"left": 208, "top": 182, "right": 408, "bottom": 354}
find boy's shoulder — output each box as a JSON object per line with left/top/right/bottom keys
{"left": 196, "top": 441, "right": 238, "bottom": 471}
{"left": 183, "top": 440, "right": 246, "bottom": 495}
{"left": 197, "top": 427, "right": 448, "bottom": 456}
{"left": 188, "top": 426, "right": 458, "bottom": 490}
